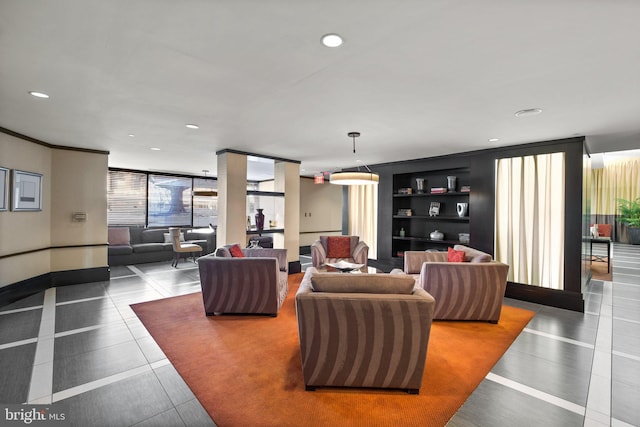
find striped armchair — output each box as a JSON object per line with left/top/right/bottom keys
{"left": 310, "top": 235, "right": 369, "bottom": 268}
{"left": 404, "top": 246, "right": 509, "bottom": 323}
{"left": 197, "top": 247, "right": 288, "bottom": 316}
{"left": 295, "top": 267, "right": 435, "bottom": 394}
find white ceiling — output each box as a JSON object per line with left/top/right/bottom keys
{"left": 2, "top": 0, "right": 640, "bottom": 180}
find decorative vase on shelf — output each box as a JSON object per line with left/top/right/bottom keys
{"left": 456, "top": 202, "right": 469, "bottom": 217}
{"left": 416, "top": 178, "right": 425, "bottom": 194}
{"left": 430, "top": 230, "right": 444, "bottom": 241}
{"left": 255, "top": 209, "right": 265, "bottom": 231}
{"left": 246, "top": 216, "right": 252, "bottom": 230}
{"left": 447, "top": 176, "right": 457, "bottom": 192}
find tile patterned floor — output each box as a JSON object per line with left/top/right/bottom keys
{"left": 0, "top": 245, "right": 638, "bottom": 426}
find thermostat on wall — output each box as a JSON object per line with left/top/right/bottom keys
{"left": 72, "top": 212, "right": 88, "bottom": 222}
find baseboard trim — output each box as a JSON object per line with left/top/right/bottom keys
{"left": 505, "top": 282, "right": 584, "bottom": 312}
{"left": 0, "top": 267, "right": 110, "bottom": 308}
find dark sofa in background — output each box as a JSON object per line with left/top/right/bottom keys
{"left": 108, "top": 226, "right": 216, "bottom": 266}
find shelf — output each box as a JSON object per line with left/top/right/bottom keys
{"left": 392, "top": 236, "right": 463, "bottom": 245}
{"left": 246, "top": 191, "right": 285, "bottom": 197}
{"left": 393, "top": 192, "right": 469, "bottom": 198}
{"left": 393, "top": 215, "right": 469, "bottom": 221}
{"left": 246, "top": 228, "right": 284, "bottom": 234}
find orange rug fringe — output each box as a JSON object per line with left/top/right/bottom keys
{"left": 132, "top": 273, "right": 534, "bottom": 427}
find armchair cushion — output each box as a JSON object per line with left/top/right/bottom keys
{"left": 447, "top": 247, "right": 466, "bottom": 262}
{"left": 108, "top": 227, "right": 130, "bottom": 245}
{"left": 312, "top": 235, "right": 369, "bottom": 268}
{"left": 453, "top": 244, "right": 492, "bottom": 263}
{"left": 229, "top": 244, "right": 245, "bottom": 257}
{"left": 310, "top": 273, "right": 415, "bottom": 294}
{"left": 326, "top": 236, "right": 351, "bottom": 258}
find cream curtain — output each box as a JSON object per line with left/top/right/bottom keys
{"left": 591, "top": 157, "right": 640, "bottom": 215}
{"left": 495, "top": 152, "right": 565, "bottom": 290}
{"left": 348, "top": 185, "right": 378, "bottom": 259}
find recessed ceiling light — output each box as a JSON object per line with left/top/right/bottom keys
{"left": 150, "top": 147, "right": 161, "bottom": 151}
{"left": 128, "top": 134, "right": 135, "bottom": 137}
{"left": 321, "top": 33, "right": 343, "bottom": 47}
{"left": 29, "top": 91, "right": 49, "bottom": 99}
{"left": 488, "top": 138, "right": 499, "bottom": 142}
{"left": 514, "top": 108, "right": 543, "bottom": 117}
{"left": 185, "top": 124, "right": 199, "bottom": 129}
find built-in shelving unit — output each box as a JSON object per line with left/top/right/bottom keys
{"left": 246, "top": 190, "right": 285, "bottom": 235}
{"left": 392, "top": 168, "right": 470, "bottom": 258}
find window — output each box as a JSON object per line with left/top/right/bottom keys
{"left": 107, "top": 170, "right": 146, "bottom": 226}
{"left": 193, "top": 178, "right": 218, "bottom": 227}
{"left": 107, "top": 169, "right": 218, "bottom": 228}
{"left": 148, "top": 175, "right": 192, "bottom": 227}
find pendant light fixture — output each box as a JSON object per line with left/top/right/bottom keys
{"left": 329, "top": 132, "right": 380, "bottom": 185}
{"left": 192, "top": 170, "right": 218, "bottom": 196}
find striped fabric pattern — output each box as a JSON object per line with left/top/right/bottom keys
{"left": 419, "top": 261, "right": 509, "bottom": 322}
{"left": 198, "top": 252, "right": 288, "bottom": 316}
{"left": 295, "top": 270, "right": 435, "bottom": 392}
{"left": 404, "top": 251, "right": 509, "bottom": 322}
{"left": 311, "top": 236, "right": 369, "bottom": 268}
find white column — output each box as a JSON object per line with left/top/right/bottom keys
{"left": 275, "top": 161, "right": 300, "bottom": 264}
{"left": 217, "top": 152, "right": 247, "bottom": 247}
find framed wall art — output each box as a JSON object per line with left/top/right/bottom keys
{"left": 11, "top": 169, "right": 43, "bottom": 211}
{"left": 0, "top": 166, "right": 8, "bottom": 211}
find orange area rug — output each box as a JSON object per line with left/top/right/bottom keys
{"left": 131, "top": 274, "right": 534, "bottom": 427}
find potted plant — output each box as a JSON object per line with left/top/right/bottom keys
{"left": 617, "top": 197, "right": 640, "bottom": 244}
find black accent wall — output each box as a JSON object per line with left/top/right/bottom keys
{"left": 369, "top": 137, "right": 586, "bottom": 312}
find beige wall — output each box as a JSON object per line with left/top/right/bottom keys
{"left": 299, "top": 177, "right": 343, "bottom": 246}
{"left": 50, "top": 149, "right": 108, "bottom": 272}
{"left": 0, "top": 132, "right": 108, "bottom": 288}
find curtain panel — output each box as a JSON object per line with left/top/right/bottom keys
{"left": 495, "top": 152, "right": 565, "bottom": 290}
{"left": 592, "top": 158, "right": 640, "bottom": 215}
{"left": 348, "top": 185, "right": 378, "bottom": 259}
{"left": 591, "top": 158, "right": 640, "bottom": 242}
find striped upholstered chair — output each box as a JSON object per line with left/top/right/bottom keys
{"left": 197, "top": 246, "right": 288, "bottom": 316}
{"left": 404, "top": 245, "right": 509, "bottom": 323}
{"left": 295, "top": 267, "right": 435, "bottom": 394}
{"left": 310, "top": 235, "right": 369, "bottom": 268}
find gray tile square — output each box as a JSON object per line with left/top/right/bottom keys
{"left": 0, "top": 292, "right": 44, "bottom": 310}
{"left": 0, "top": 344, "right": 37, "bottom": 403}
{"left": 612, "top": 379, "right": 640, "bottom": 426}
{"left": 0, "top": 309, "right": 42, "bottom": 345}
{"left": 58, "top": 370, "right": 174, "bottom": 426}
{"left": 109, "top": 265, "right": 135, "bottom": 278}
{"left": 612, "top": 354, "right": 640, "bottom": 388}
{"left": 491, "top": 349, "right": 590, "bottom": 406}
{"left": 448, "top": 379, "right": 584, "bottom": 427}
{"left": 176, "top": 398, "right": 216, "bottom": 427}
{"left": 133, "top": 408, "right": 186, "bottom": 427}
{"left": 53, "top": 340, "right": 147, "bottom": 392}
{"left": 54, "top": 322, "right": 133, "bottom": 359}
{"left": 55, "top": 282, "right": 107, "bottom": 303}
{"left": 136, "top": 336, "right": 166, "bottom": 364}
{"left": 154, "top": 363, "right": 195, "bottom": 406}
{"left": 55, "top": 299, "right": 121, "bottom": 333}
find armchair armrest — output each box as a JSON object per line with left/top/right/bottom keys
{"left": 310, "top": 240, "right": 327, "bottom": 268}
{"left": 352, "top": 241, "right": 369, "bottom": 265}
{"left": 404, "top": 251, "right": 447, "bottom": 274}
{"left": 197, "top": 256, "right": 284, "bottom": 315}
{"left": 244, "top": 248, "right": 288, "bottom": 272}
{"left": 419, "top": 261, "right": 509, "bottom": 322}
